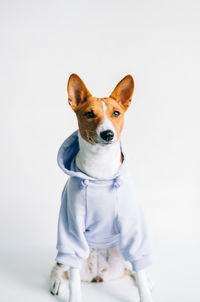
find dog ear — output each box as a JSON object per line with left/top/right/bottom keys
{"left": 109, "top": 75, "right": 134, "bottom": 111}
{"left": 67, "top": 74, "right": 92, "bottom": 111}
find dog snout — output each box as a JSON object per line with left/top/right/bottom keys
{"left": 100, "top": 130, "right": 114, "bottom": 142}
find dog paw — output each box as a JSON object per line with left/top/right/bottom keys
{"left": 146, "top": 275, "right": 154, "bottom": 292}
{"left": 140, "top": 297, "right": 153, "bottom": 302}
{"left": 68, "top": 293, "right": 83, "bottom": 302}
{"left": 139, "top": 289, "right": 153, "bottom": 302}
{"left": 50, "top": 264, "right": 66, "bottom": 295}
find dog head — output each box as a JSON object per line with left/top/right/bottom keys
{"left": 67, "top": 74, "right": 134, "bottom": 145}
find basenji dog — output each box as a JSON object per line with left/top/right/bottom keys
{"left": 50, "top": 74, "right": 153, "bottom": 302}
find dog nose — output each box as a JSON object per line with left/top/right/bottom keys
{"left": 100, "top": 130, "right": 114, "bottom": 141}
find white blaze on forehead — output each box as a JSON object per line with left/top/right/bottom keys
{"left": 96, "top": 101, "right": 116, "bottom": 138}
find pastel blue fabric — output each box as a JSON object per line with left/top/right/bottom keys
{"left": 55, "top": 130, "right": 152, "bottom": 272}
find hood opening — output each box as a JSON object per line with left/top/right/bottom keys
{"left": 57, "top": 130, "right": 127, "bottom": 181}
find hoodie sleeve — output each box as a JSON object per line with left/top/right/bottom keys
{"left": 55, "top": 179, "right": 90, "bottom": 268}
{"left": 116, "top": 182, "right": 152, "bottom": 272}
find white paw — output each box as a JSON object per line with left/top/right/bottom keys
{"left": 68, "top": 292, "right": 83, "bottom": 302}
{"left": 146, "top": 275, "right": 154, "bottom": 292}
{"left": 139, "top": 289, "right": 153, "bottom": 302}
{"left": 50, "top": 264, "right": 67, "bottom": 295}
{"left": 140, "top": 297, "right": 153, "bottom": 302}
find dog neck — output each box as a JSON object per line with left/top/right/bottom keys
{"left": 76, "top": 132, "right": 121, "bottom": 179}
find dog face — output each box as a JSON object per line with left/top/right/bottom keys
{"left": 67, "top": 74, "right": 134, "bottom": 145}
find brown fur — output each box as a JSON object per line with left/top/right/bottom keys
{"left": 67, "top": 74, "right": 134, "bottom": 145}
{"left": 64, "top": 271, "right": 69, "bottom": 279}
{"left": 91, "top": 276, "right": 103, "bottom": 283}
{"left": 75, "top": 97, "right": 104, "bottom": 144}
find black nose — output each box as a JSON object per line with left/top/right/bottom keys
{"left": 100, "top": 130, "right": 114, "bottom": 141}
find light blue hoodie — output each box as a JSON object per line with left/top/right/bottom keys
{"left": 55, "top": 130, "right": 152, "bottom": 272}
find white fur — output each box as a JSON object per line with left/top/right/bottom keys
{"left": 50, "top": 263, "right": 69, "bottom": 296}
{"left": 80, "top": 246, "right": 125, "bottom": 282}
{"left": 76, "top": 133, "right": 121, "bottom": 179}
{"left": 68, "top": 268, "right": 82, "bottom": 302}
{"left": 135, "top": 270, "right": 153, "bottom": 302}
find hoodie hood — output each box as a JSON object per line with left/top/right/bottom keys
{"left": 57, "top": 130, "right": 127, "bottom": 181}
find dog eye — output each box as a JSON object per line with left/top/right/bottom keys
{"left": 113, "top": 110, "right": 120, "bottom": 117}
{"left": 85, "top": 111, "right": 95, "bottom": 118}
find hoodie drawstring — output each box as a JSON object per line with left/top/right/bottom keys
{"left": 80, "top": 179, "right": 89, "bottom": 189}
{"left": 80, "top": 177, "right": 122, "bottom": 190}
{"left": 113, "top": 176, "right": 122, "bottom": 188}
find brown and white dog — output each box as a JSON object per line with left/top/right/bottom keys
{"left": 50, "top": 74, "right": 153, "bottom": 302}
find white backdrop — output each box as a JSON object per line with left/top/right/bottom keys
{"left": 0, "top": 1, "right": 200, "bottom": 302}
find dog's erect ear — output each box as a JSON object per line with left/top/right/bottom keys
{"left": 109, "top": 75, "right": 134, "bottom": 111}
{"left": 67, "top": 74, "right": 92, "bottom": 111}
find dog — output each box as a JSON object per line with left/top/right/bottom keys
{"left": 50, "top": 74, "right": 153, "bottom": 302}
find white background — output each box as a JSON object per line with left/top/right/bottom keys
{"left": 0, "top": 0, "right": 200, "bottom": 301}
